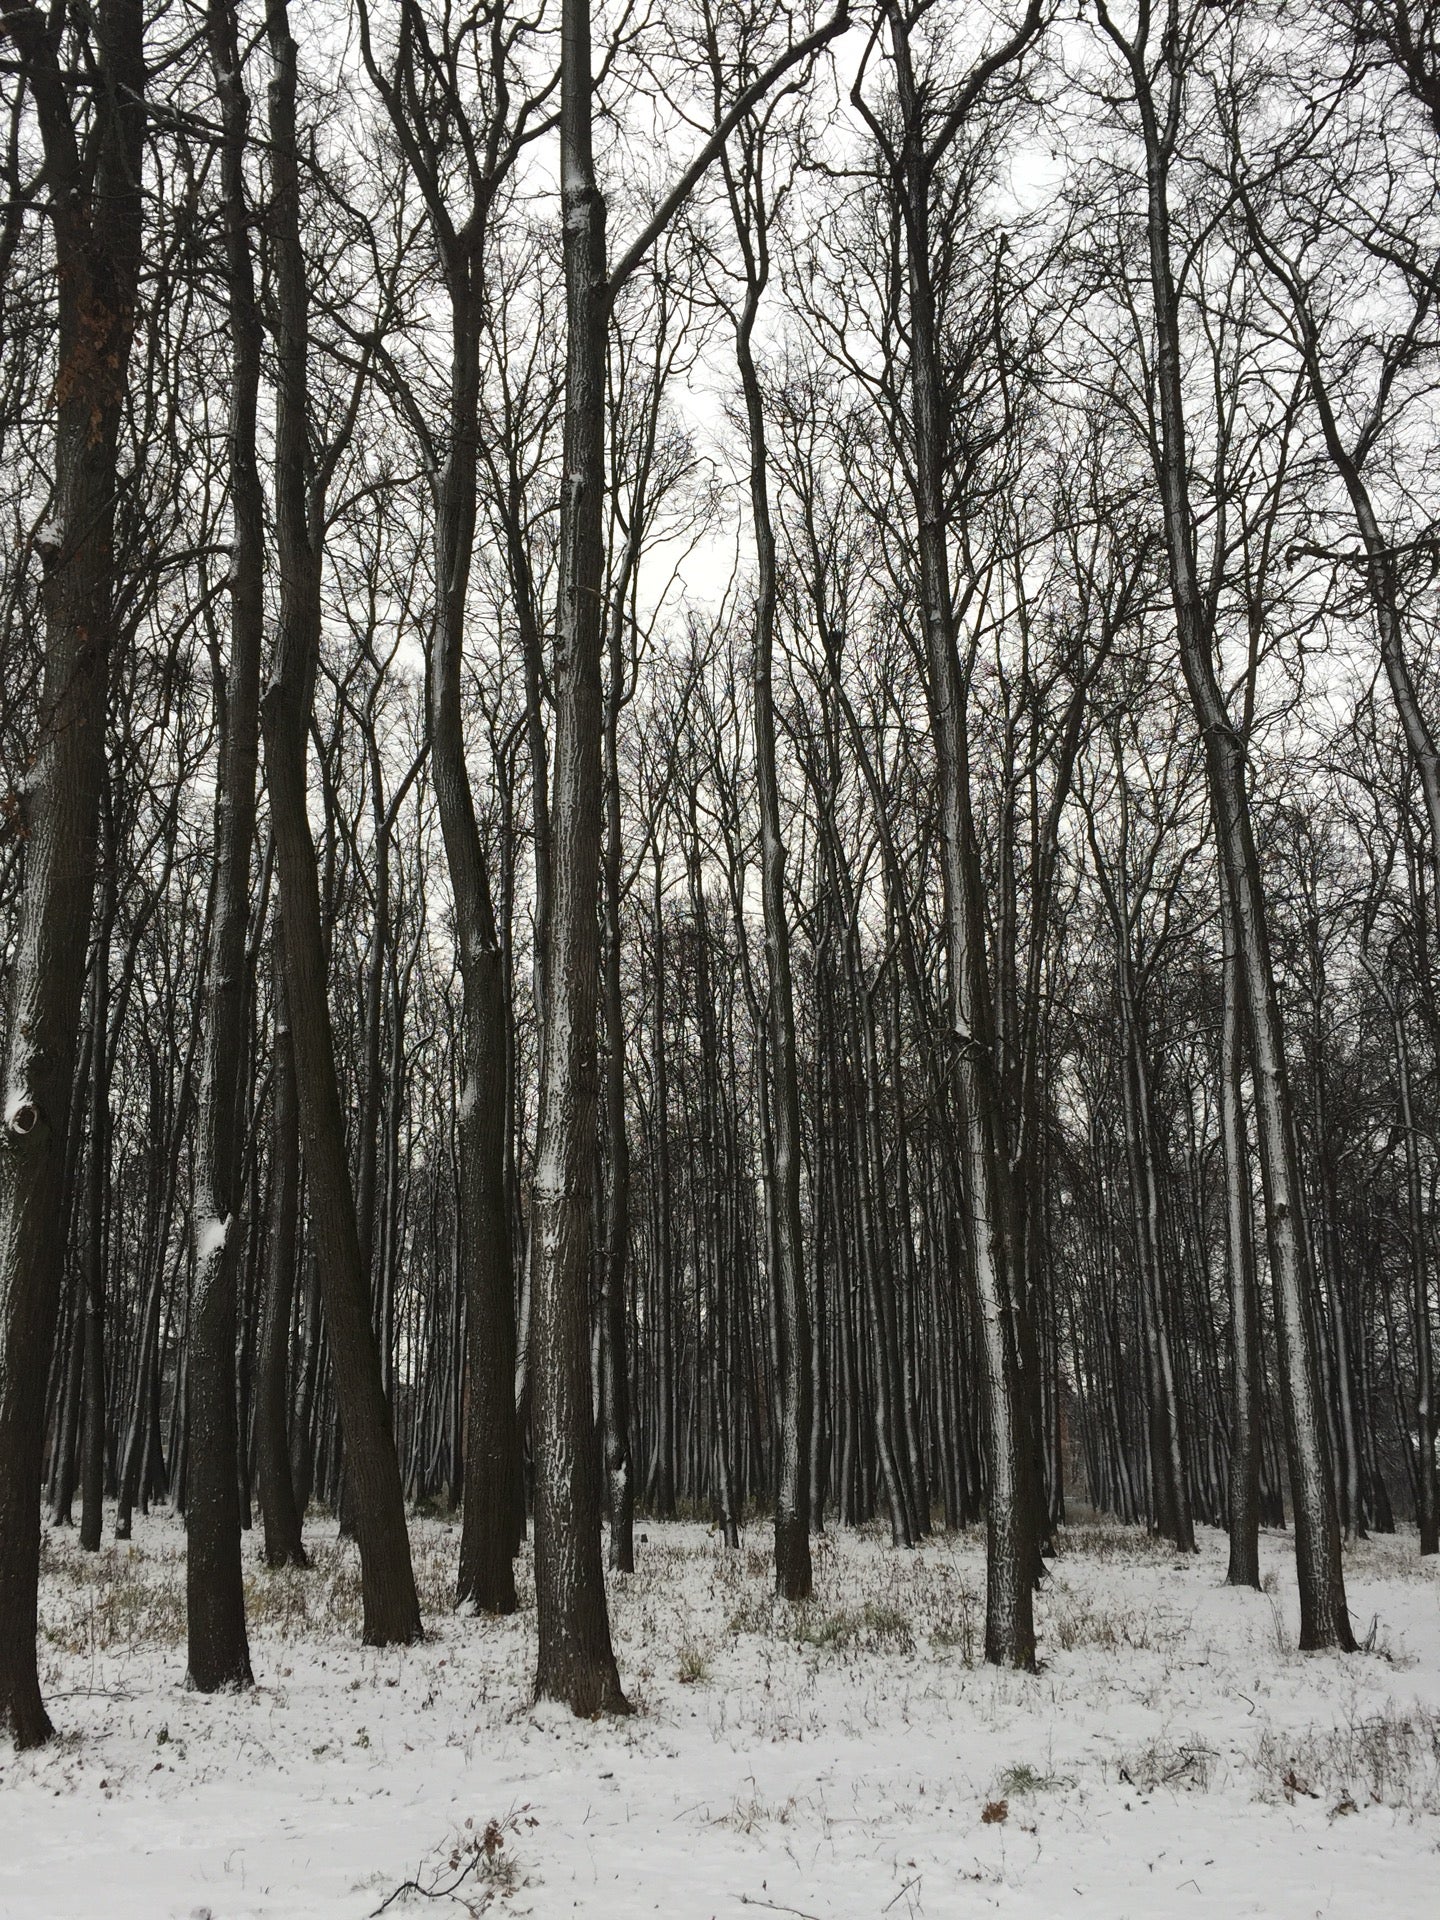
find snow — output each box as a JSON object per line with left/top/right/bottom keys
{"left": 3, "top": 1513, "right": 1439, "bottom": 1918}
{"left": 195, "top": 1217, "right": 230, "bottom": 1265}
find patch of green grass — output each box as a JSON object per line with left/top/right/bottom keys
{"left": 998, "top": 1762, "right": 1071, "bottom": 1796}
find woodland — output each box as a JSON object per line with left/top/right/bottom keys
{"left": 0, "top": 0, "right": 1439, "bottom": 1908}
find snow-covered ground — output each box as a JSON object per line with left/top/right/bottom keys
{"left": 3, "top": 1509, "right": 1438, "bottom": 1918}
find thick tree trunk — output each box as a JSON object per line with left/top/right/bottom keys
{"left": 0, "top": 0, "right": 146, "bottom": 1749}
{"left": 185, "top": 0, "right": 267, "bottom": 1693}
{"left": 530, "top": 0, "right": 628, "bottom": 1715}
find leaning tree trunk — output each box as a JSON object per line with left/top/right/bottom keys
{"left": 1098, "top": 0, "right": 1354, "bottom": 1649}
{"left": 260, "top": 0, "right": 420, "bottom": 1648}
{"left": 0, "top": 0, "right": 146, "bottom": 1750}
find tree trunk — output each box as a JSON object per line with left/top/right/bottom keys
{"left": 1222, "top": 875, "right": 1262, "bottom": 1586}
{"left": 731, "top": 187, "right": 812, "bottom": 1601}
{"left": 889, "top": 11, "right": 1035, "bottom": 1667}
{"left": 79, "top": 863, "right": 116, "bottom": 1554}
{"left": 600, "top": 610, "right": 634, "bottom": 1574}
{"left": 256, "top": 929, "right": 307, "bottom": 1567}
{"left": 1098, "top": 0, "right": 1353, "bottom": 1648}
{"left": 0, "top": 0, "right": 146, "bottom": 1749}
{"left": 1395, "top": 1009, "right": 1439, "bottom": 1554}
{"left": 260, "top": 0, "right": 420, "bottom": 1648}
{"left": 430, "top": 286, "right": 522, "bottom": 1616}
{"left": 530, "top": 0, "right": 628, "bottom": 1714}
{"left": 650, "top": 851, "right": 677, "bottom": 1520}
{"left": 185, "top": 0, "right": 267, "bottom": 1692}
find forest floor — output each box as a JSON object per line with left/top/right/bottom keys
{"left": 2, "top": 1510, "right": 1438, "bottom": 1918}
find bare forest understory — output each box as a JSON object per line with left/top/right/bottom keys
{"left": 2, "top": 1511, "right": 1437, "bottom": 1919}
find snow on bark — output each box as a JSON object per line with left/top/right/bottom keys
{"left": 195, "top": 1215, "right": 230, "bottom": 1264}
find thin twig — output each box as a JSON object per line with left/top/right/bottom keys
{"left": 883, "top": 1875, "right": 921, "bottom": 1912}
{"left": 370, "top": 1854, "right": 481, "bottom": 1917}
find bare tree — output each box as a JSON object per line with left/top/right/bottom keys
{"left": 1093, "top": 0, "right": 1354, "bottom": 1647}
{"left": 259, "top": 0, "right": 421, "bottom": 1648}
{"left": 0, "top": 0, "right": 147, "bottom": 1748}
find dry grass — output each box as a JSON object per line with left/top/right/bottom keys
{"left": 1118, "top": 1737, "right": 1220, "bottom": 1792}
{"left": 1255, "top": 1706, "right": 1440, "bottom": 1812}
{"left": 37, "top": 1516, "right": 464, "bottom": 1653}
{"left": 1051, "top": 1522, "right": 1181, "bottom": 1562}
{"left": 33, "top": 1504, "right": 1440, "bottom": 1827}
{"left": 1041, "top": 1581, "right": 1159, "bottom": 1652}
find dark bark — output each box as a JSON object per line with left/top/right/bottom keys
{"left": 0, "top": 0, "right": 146, "bottom": 1749}
{"left": 256, "top": 929, "right": 306, "bottom": 1568}
{"left": 530, "top": 0, "right": 630, "bottom": 1714}
{"left": 260, "top": 0, "right": 420, "bottom": 1649}
{"left": 79, "top": 863, "right": 116, "bottom": 1554}
{"left": 600, "top": 609, "right": 634, "bottom": 1575}
{"left": 721, "top": 91, "right": 812, "bottom": 1600}
{"left": 856, "top": 2, "right": 1043, "bottom": 1666}
{"left": 185, "top": 0, "right": 267, "bottom": 1694}
{"left": 1222, "top": 874, "right": 1262, "bottom": 1587}
{"left": 355, "top": 0, "right": 525, "bottom": 1616}
{"left": 1394, "top": 1009, "right": 1439, "bottom": 1553}
{"left": 649, "top": 849, "right": 676, "bottom": 1519}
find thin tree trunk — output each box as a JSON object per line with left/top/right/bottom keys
{"left": 1098, "top": 0, "right": 1353, "bottom": 1649}
{"left": 1222, "top": 874, "right": 1262, "bottom": 1586}
{"left": 78, "top": 866, "right": 115, "bottom": 1554}
{"left": 730, "top": 164, "right": 812, "bottom": 1600}
{"left": 256, "top": 928, "right": 306, "bottom": 1568}
{"left": 1395, "top": 1008, "right": 1439, "bottom": 1553}
{"left": 884, "top": 9, "right": 1036, "bottom": 1666}
{"left": 650, "top": 851, "right": 676, "bottom": 1520}
{"left": 600, "top": 611, "right": 634, "bottom": 1574}
{"left": 260, "top": 0, "right": 420, "bottom": 1648}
